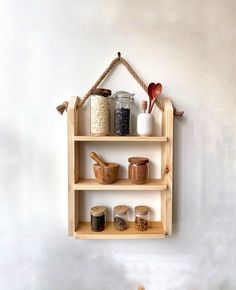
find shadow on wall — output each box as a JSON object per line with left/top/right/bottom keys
{"left": 33, "top": 234, "right": 143, "bottom": 290}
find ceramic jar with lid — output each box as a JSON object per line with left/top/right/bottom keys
{"left": 91, "top": 206, "right": 106, "bottom": 232}
{"left": 90, "top": 88, "right": 111, "bottom": 136}
{"left": 128, "top": 157, "right": 149, "bottom": 184}
{"left": 135, "top": 205, "right": 149, "bottom": 231}
{"left": 114, "top": 205, "right": 129, "bottom": 231}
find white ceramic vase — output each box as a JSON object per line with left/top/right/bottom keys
{"left": 137, "top": 113, "right": 154, "bottom": 136}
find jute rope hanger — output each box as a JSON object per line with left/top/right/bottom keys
{"left": 57, "top": 52, "right": 184, "bottom": 117}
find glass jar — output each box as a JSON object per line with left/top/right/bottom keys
{"left": 135, "top": 205, "right": 149, "bottom": 231}
{"left": 90, "top": 88, "right": 111, "bottom": 136}
{"left": 91, "top": 206, "right": 106, "bottom": 232}
{"left": 114, "top": 91, "right": 135, "bottom": 136}
{"left": 128, "top": 157, "right": 149, "bottom": 184}
{"left": 114, "top": 205, "right": 129, "bottom": 231}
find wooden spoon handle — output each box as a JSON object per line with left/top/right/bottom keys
{"left": 150, "top": 98, "right": 158, "bottom": 113}
{"left": 90, "top": 152, "right": 107, "bottom": 166}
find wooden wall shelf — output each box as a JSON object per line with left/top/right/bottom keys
{"left": 67, "top": 97, "right": 173, "bottom": 239}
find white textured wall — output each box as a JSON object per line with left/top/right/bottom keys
{"left": 1, "top": 0, "right": 236, "bottom": 289}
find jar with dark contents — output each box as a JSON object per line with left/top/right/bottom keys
{"left": 135, "top": 205, "right": 149, "bottom": 231}
{"left": 114, "top": 91, "right": 135, "bottom": 136}
{"left": 91, "top": 206, "right": 106, "bottom": 232}
{"left": 128, "top": 157, "right": 149, "bottom": 184}
{"left": 114, "top": 205, "right": 129, "bottom": 231}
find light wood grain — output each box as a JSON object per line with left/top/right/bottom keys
{"left": 74, "top": 221, "right": 165, "bottom": 239}
{"left": 161, "top": 98, "right": 173, "bottom": 236}
{"left": 74, "top": 179, "right": 167, "bottom": 191}
{"left": 74, "top": 136, "right": 167, "bottom": 142}
{"left": 68, "top": 96, "right": 80, "bottom": 236}
{"left": 67, "top": 96, "right": 174, "bottom": 240}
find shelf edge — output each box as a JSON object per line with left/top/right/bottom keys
{"left": 73, "top": 136, "right": 168, "bottom": 142}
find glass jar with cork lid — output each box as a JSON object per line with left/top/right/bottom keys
{"left": 114, "top": 91, "right": 135, "bottom": 136}
{"left": 91, "top": 206, "right": 106, "bottom": 232}
{"left": 128, "top": 157, "right": 149, "bottom": 184}
{"left": 135, "top": 205, "right": 149, "bottom": 231}
{"left": 114, "top": 205, "right": 129, "bottom": 231}
{"left": 90, "top": 88, "right": 111, "bottom": 136}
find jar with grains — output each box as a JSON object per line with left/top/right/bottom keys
{"left": 90, "top": 88, "right": 111, "bottom": 136}
{"left": 128, "top": 157, "right": 149, "bottom": 184}
{"left": 135, "top": 205, "right": 149, "bottom": 231}
{"left": 114, "top": 205, "right": 129, "bottom": 231}
{"left": 113, "top": 91, "right": 135, "bottom": 136}
{"left": 91, "top": 206, "right": 106, "bottom": 232}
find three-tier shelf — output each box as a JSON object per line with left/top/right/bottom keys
{"left": 67, "top": 96, "right": 173, "bottom": 239}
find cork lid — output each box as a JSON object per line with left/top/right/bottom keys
{"left": 90, "top": 88, "right": 111, "bottom": 97}
{"left": 114, "top": 205, "right": 129, "bottom": 214}
{"left": 91, "top": 206, "right": 106, "bottom": 216}
{"left": 128, "top": 157, "right": 149, "bottom": 165}
{"left": 135, "top": 205, "right": 150, "bottom": 215}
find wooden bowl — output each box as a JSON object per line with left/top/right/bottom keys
{"left": 93, "top": 162, "right": 120, "bottom": 184}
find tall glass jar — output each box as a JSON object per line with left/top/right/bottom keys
{"left": 90, "top": 88, "right": 111, "bottom": 136}
{"left": 114, "top": 205, "right": 129, "bottom": 231}
{"left": 114, "top": 91, "right": 135, "bottom": 136}
{"left": 91, "top": 206, "right": 106, "bottom": 232}
{"left": 135, "top": 205, "right": 149, "bottom": 231}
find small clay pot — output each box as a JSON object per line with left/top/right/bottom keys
{"left": 93, "top": 162, "right": 120, "bottom": 184}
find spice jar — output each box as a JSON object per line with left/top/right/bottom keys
{"left": 135, "top": 205, "right": 149, "bottom": 231}
{"left": 114, "top": 205, "right": 129, "bottom": 231}
{"left": 128, "top": 157, "right": 149, "bottom": 184}
{"left": 90, "top": 88, "right": 111, "bottom": 136}
{"left": 91, "top": 206, "right": 106, "bottom": 232}
{"left": 114, "top": 91, "right": 135, "bottom": 136}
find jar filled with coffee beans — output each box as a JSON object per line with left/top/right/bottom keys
{"left": 114, "top": 91, "right": 135, "bottom": 136}
{"left": 135, "top": 205, "right": 149, "bottom": 231}
{"left": 90, "top": 88, "right": 111, "bottom": 136}
{"left": 91, "top": 206, "right": 106, "bottom": 232}
{"left": 128, "top": 157, "right": 149, "bottom": 184}
{"left": 114, "top": 205, "right": 129, "bottom": 231}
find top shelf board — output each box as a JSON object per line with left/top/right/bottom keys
{"left": 74, "top": 136, "right": 168, "bottom": 142}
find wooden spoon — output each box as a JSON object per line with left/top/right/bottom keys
{"left": 147, "top": 83, "right": 155, "bottom": 113}
{"left": 149, "top": 83, "right": 162, "bottom": 113}
{"left": 90, "top": 152, "right": 107, "bottom": 166}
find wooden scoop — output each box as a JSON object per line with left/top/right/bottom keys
{"left": 90, "top": 152, "right": 107, "bottom": 166}
{"left": 148, "top": 82, "right": 162, "bottom": 113}
{"left": 147, "top": 82, "right": 155, "bottom": 113}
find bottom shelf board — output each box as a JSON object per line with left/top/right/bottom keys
{"left": 74, "top": 221, "right": 166, "bottom": 239}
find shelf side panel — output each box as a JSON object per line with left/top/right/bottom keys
{"left": 161, "top": 98, "right": 174, "bottom": 235}
{"left": 68, "top": 96, "right": 80, "bottom": 236}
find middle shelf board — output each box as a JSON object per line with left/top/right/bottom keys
{"left": 74, "top": 136, "right": 168, "bottom": 142}
{"left": 74, "top": 179, "right": 167, "bottom": 191}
